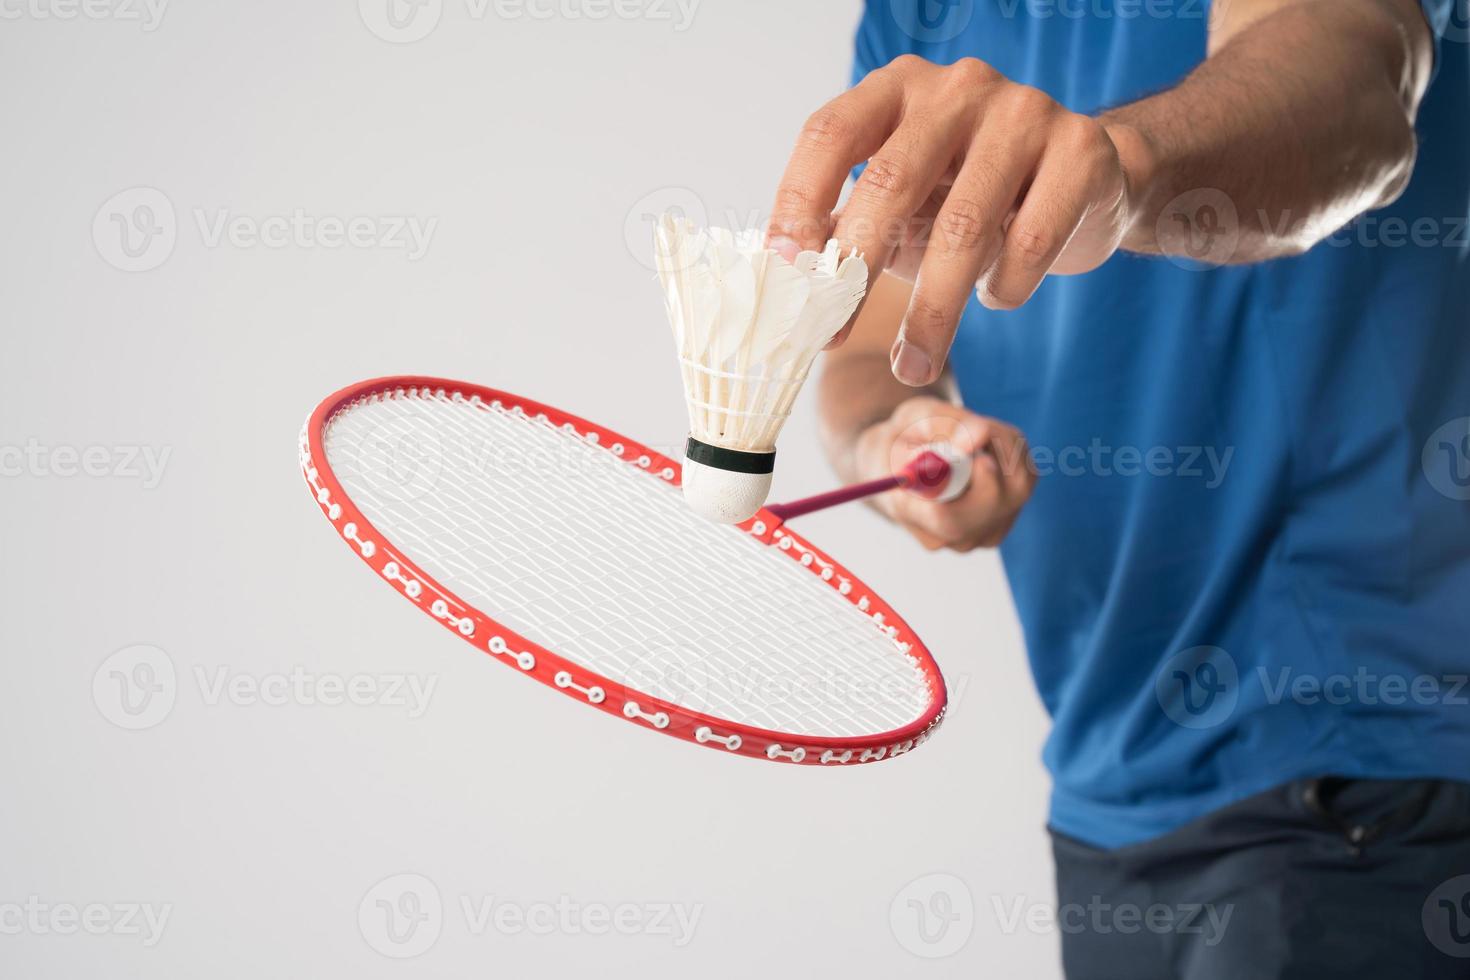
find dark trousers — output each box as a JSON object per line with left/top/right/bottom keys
{"left": 1051, "top": 778, "right": 1470, "bottom": 980}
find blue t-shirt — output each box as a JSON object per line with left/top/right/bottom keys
{"left": 856, "top": 1, "right": 1470, "bottom": 848}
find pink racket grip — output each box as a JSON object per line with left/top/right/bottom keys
{"left": 900, "top": 448, "right": 974, "bottom": 503}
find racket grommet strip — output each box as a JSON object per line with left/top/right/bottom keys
{"left": 622, "top": 701, "right": 670, "bottom": 729}
{"left": 429, "top": 599, "right": 475, "bottom": 637}
{"left": 487, "top": 636, "right": 535, "bottom": 671}
{"left": 694, "top": 726, "right": 742, "bottom": 751}
{"left": 554, "top": 670, "right": 605, "bottom": 705}
{"left": 765, "top": 743, "right": 807, "bottom": 763}
{"left": 820, "top": 749, "right": 854, "bottom": 764}
{"left": 381, "top": 560, "right": 421, "bottom": 598}
{"left": 341, "top": 522, "right": 375, "bottom": 558}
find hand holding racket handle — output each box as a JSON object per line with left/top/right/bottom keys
{"left": 764, "top": 445, "right": 977, "bottom": 523}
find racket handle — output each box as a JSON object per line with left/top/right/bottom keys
{"left": 764, "top": 446, "right": 975, "bottom": 523}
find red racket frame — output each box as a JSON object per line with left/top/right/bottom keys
{"left": 301, "top": 376, "right": 947, "bottom": 766}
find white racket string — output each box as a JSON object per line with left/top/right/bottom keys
{"left": 322, "top": 389, "right": 933, "bottom": 738}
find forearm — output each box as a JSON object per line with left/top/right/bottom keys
{"left": 815, "top": 272, "right": 955, "bottom": 481}
{"left": 1103, "top": 0, "right": 1432, "bottom": 262}
{"left": 817, "top": 353, "right": 953, "bottom": 482}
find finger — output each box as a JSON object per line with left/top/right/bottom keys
{"left": 766, "top": 73, "right": 904, "bottom": 259}
{"left": 975, "top": 420, "right": 1034, "bottom": 504}
{"left": 832, "top": 112, "right": 972, "bottom": 282}
{"left": 882, "top": 183, "right": 948, "bottom": 283}
{"left": 890, "top": 465, "right": 1006, "bottom": 546}
{"left": 893, "top": 121, "right": 1046, "bottom": 386}
{"left": 886, "top": 400, "right": 976, "bottom": 471}
{"left": 979, "top": 126, "right": 1103, "bottom": 310}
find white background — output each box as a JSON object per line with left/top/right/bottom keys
{"left": 0, "top": 1, "right": 1056, "bottom": 975}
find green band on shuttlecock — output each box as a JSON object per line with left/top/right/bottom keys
{"left": 685, "top": 437, "right": 775, "bottom": 474}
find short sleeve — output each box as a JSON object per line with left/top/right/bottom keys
{"left": 849, "top": 2, "right": 903, "bottom": 184}
{"left": 1417, "top": 0, "right": 1460, "bottom": 40}
{"left": 852, "top": 0, "right": 894, "bottom": 88}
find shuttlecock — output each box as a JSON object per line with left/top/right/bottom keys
{"left": 653, "top": 213, "right": 868, "bottom": 523}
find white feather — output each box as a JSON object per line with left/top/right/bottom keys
{"left": 652, "top": 212, "right": 869, "bottom": 522}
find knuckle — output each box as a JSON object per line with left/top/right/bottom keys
{"left": 937, "top": 199, "right": 990, "bottom": 253}
{"left": 904, "top": 295, "right": 956, "bottom": 339}
{"left": 1060, "top": 114, "right": 1112, "bottom": 160}
{"left": 1008, "top": 224, "right": 1056, "bottom": 264}
{"left": 798, "top": 106, "right": 853, "bottom": 151}
{"left": 946, "top": 57, "right": 996, "bottom": 91}
{"left": 885, "top": 53, "right": 930, "bottom": 75}
{"left": 1004, "top": 84, "right": 1056, "bottom": 121}
{"left": 858, "top": 154, "right": 914, "bottom": 200}
{"left": 979, "top": 277, "right": 1028, "bottom": 311}
{"left": 957, "top": 157, "right": 1009, "bottom": 207}
{"left": 771, "top": 184, "right": 820, "bottom": 221}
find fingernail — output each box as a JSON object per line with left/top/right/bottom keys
{"left": 891, "top": 340, "right": 933, "bottom": 387}
{"left": 766, "top": 235, "right": 800, "bottom": 263}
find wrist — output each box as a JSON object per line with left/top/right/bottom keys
{"left": 1102, "top": 119, "right": 1162, "bottom": 251}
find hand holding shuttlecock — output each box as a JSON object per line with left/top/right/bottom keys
{"left": 653, "top": 213, "right": 868, "bottom": 523}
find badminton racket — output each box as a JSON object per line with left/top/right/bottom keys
{"left": 300, "top": 377, "right": 949, "bottom": 765}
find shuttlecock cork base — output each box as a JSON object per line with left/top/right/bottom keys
{"left": 653, "top": 213, "right": 868, "bottom": 524}
{"left": 681, "top": 437, "right": 775, "bottom": 524}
